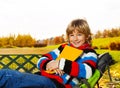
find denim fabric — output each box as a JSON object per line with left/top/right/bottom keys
{"left": 0, "top": 69, "right": 56, "bottom": 88}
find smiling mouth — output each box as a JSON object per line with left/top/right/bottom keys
{"left": 73, "top": 41, "right": 80, "bottom": 44}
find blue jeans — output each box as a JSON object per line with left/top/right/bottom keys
{"left": 0, "top": 69, "right": 56, "bottom": 88}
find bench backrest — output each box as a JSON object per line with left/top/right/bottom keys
{"left": 0, "top": 54, "right": 41, "bottom": 73}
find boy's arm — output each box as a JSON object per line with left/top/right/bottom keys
{"left": 37, "top": 45, "right": 62, "bottom": 71}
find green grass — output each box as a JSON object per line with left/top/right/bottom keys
{"left": 45, "top": 44, "right": 60, "bottom": 49}
{"left": 92, "top": 37, "right": 120, "bottom": 49}
{"left": 96, "top": 49, "right": 120, "bottom": 62}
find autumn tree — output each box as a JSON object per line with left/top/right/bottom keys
{"left": 15, "top": 34, "right": 36, "bottom": 47}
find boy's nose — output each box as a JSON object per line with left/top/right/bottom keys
{"left": 74, "top": 36, "right": 78, "bottom": 40}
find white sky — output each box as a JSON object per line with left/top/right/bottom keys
{"left": 0, "top": 0, "right": 120, "bottom": 40}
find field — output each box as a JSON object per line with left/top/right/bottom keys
{"left": 0, "top": 46, "right": 56, "bottom": 54}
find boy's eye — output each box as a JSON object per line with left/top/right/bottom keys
{"left": 69, "top": 34, "right": 74, "bottom": 36}
{"left": 78, "top": 34, "right": 82, "bottom": 36}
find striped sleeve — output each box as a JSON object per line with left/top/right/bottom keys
{"left": 37, "top": 48, "right": 60, "bottom": 71}
{"left": 59, "top": 49, "right": 98, "bottom": 78}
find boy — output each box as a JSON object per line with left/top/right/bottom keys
{"left": 37, "top": 19, "right": 98, "bottom": 88}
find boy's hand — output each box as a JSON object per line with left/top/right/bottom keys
{"left": 54, "top": 69, "right": 64, "bottom": 76}
{"left": 46, "top": 60, "right": 59, "bottom": 71}
{"left": 46, "top": 60, "right": 64, "bottom": 75}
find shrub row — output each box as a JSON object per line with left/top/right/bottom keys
{"left": 93, "top": 42, "right": 120, "bottom": 50}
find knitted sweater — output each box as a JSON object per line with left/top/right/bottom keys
{"left": 37, "top": 43, "right": 98, "bottom": 88}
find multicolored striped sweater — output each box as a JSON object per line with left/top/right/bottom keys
{"left": 37, "top": 43, "right": 98, "bottom": 88}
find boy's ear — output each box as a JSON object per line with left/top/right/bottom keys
{"left": 88, "top": 35, "right": 91, "bottom": 38}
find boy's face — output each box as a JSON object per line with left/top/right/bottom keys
{"left": 69, "top": 30, "right": 86, "bottom": 48}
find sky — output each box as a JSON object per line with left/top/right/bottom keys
{"left": 0, "top": 0, "right": 120, "bottom": 40}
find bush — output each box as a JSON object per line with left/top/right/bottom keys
{"left": 34, "top": 43, "right": 47, "bottom": 47}
{"left": 109, "top": 42, "right": 120, "bottom": 50}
